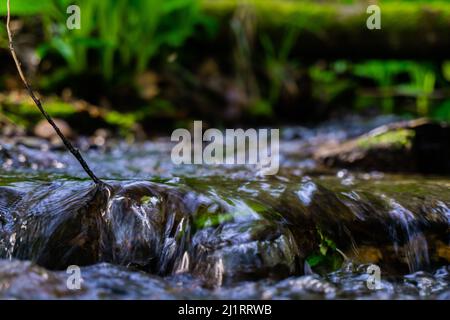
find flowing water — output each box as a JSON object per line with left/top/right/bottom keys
{"left": 0, "top": 116, "right": 449, "bottom": 299}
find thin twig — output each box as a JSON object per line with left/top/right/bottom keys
{"left": 6, "top": 0, "right": 102, "bottom": 185}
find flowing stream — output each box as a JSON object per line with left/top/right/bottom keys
{"left": 0, "top": 116, "right": 449, "bottom": 299}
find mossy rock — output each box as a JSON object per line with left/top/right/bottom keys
{"left": 315, "top": 118, "right": 450, "bottom": 174}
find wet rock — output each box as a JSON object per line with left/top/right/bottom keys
{"left": 0, "top": 139, "right": 66, "bottom": 170}
{"left": 98, "top": 177, "right": 449, "bottom": 279}
{"left": 0, "top": 120, "right": 25, "bottom": 137}
{"left": 273, "top": 177, "right": 450, "bottom": 274}
{"left": 0, "top": 181, "right": 192, "bottom": 273}
{"left": 0, "top": 259, "right": 76, "bottom": 299}
{"left": 349, "top": 246, "right": 383, "bottom": 264}
{"left": 0, "top": 180, "right": 303, "bottom": 284}
{"left": 0, "top": 182, "right": 111, "bottom": 269}
{"left": 258, "top": 275, "right": 338, "bottom": 299}
{"left": 315, "top": 119, "right": 450, "bottom": 174}
{"left": 190, "top": 221, "right": 300, "bottom": 286}
{"left": 432, "top": 240, "right": 450, "bottom": 264}
{"left": 216, "top": 264, "right": 450, "bottom": 299}
{"left": 99, "top": 182, "right": 191, "bottom": 274}
{"left": 34, "top": 119, "right": 73, "bottom": 141}
{"left": 0, "top": 260, "right": 190, "bottom": 300}
{"left": 1, "top": 259, "right": 447, "bottom": 300}
{"left": 102, "top": 182, "right": 302, "bottom": 284}
{"left": 0, "top": 175, "right": 448, "bottom": 286}
{"left": 90, "top": 128, "right": 111, "bottom": 148}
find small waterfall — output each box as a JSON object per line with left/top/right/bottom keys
{"left": 386, "top": 197, "right": 430, "bottom": 272}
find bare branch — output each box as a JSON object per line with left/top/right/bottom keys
{"left": 6, "top": 0, "right": 103, "bottom": 185}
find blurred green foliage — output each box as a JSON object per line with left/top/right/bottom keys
{"left": 260, "top": 28, "right": 299, "bottom": 105}
{"left": 353, "top": 61, "right": 439, "bottom": 116}
{"left": 0, "top": 97, "right": 77, "bottom": 128}
{"left": 0, "top": 0, "right": 53, "bottom": 15}
{"left": 211, "top": 0, "right": 450, "bottom": 122}
{"left": 2, "top": 0, "right": 216, "bottom": 80}
{"left": 1, "top": 0, "right": 449, "bottom": 134}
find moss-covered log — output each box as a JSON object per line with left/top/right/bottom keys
{"left": 202, "top": 0, "right": 450, "bottom": 59}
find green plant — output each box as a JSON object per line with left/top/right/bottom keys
{"left": 354, "top": 60, "right": 438, "bottom": 116}
{"left": 306, "top": 228, "right": 344, "bottom": 273}
{"left": 5, "top": 0, "right": 216, "bottom": 80}
{"left": 260, "top": 28, "right": 299, "bottom": 104}
{"left": 353, "top": 61, "right": 407, "bottom": 113}
{"left": 397, "top": 63, "right": 436, "bottom": 116}
{"left": 309, "top": 61, "right": 352, "bottom": 106}
{"left": 414, "top": 69, "right": 436, "bottom": 116}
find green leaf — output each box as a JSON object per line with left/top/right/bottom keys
{"left": 306, "top": 254, "right": 324, "bottom": 267}
{"left": 325, "top": 238, "right": 336, "bottom": 250}
{"left": 319, "top": 244, "right": 328, "bottom": 256}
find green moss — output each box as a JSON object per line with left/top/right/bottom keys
{"left": 1, "top": 97, "right": 77, "bottom": 127}
{"left": 194, "top": 211, "right": 233, "bottom": 230}
{"left": 105, "top": 111, "right": 138, "bottom": 131}
{"left": 357, "top": 129, "right": 415, "bottom": 150}
{"left": 140, "top": 196, "right": 152, "bottom": 205}
{"left": 0, "top": 0, "right": 53, "bottom": 16}
{"left": 202, "top": 0, "right": 450, "bottom": 34}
